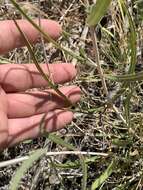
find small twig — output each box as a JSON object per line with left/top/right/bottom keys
{"left": 0, "top": 151, "right": 108, "bottom": 168}
{"left": 59, "top": 0, "right": 76, "bottom": 24}
{"left": 112, "top": 104, "right": 126, "bottom": 124}
{"left": 58, "top": 172, "right": 83, "bottom": 177}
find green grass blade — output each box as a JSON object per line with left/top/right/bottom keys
{"left": 87, "top": 0, "right": 112, "bottom": 26}
{"left": 47, "top": 133, "right": 75, "bottom": 150}
{"left": 91, "top": 160, "right": 115, "bottom": 190}
{"left": 107, "top": 71, "right": 143, "bottom": 82}
{"left": 117, "top": 0, "right": 125, "bottom": 22}
{"left": 124, "top": 91, "right": 133, "bottom": 127}
{"left": 10, "top": 0, "right": 84, "bottom": 62}
{"left": 53, "top": 156, "right": 99, "bottom": 169}
{"left": 13, "top": 19, "right": 72, "bottom": 107}
{"left": 81, "top": 160, "right": 88, "bottom": 190}
{"left": 120, "top": 0, "right": 137, "bottom": 74}
{"left": 9, "top": 148, "right": 46, "bottom": 190}
{"left": 100, "top": 25, "right": 114, "bottom": 38}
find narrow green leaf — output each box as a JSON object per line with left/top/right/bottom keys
{"left": 47, "top": 133, "right": 75, "bottom": 150}
{"left": 107, "top": 71, "right": 143, "bottom": 82}
{"left": 53, "top": 156, "right": 99, "bottom": 169}
{"left": 117, "top": 0, "right": 125, "bottom": 22}
{"left": 82, "top": 161, "right": 88, "bottom": 190}
{"left": 87, "top": 0, "right": 112, "bottom": 26}
{"left": 100, "top": 25, "right": 114, "bottom": 38}
{"left": 119, "top": 0, "right": 137, "bottom": 74}
{"left": 124, "top": 90, "right": 133, "bottom": 127}
{"left": 91, "top": 160, "right": 115, "bottom": 190}
{"left": 9, "top": 148, "right": 46, "bottom": 190}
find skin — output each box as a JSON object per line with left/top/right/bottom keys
{"left": 0, "top": 19, "right": 81, "bottom": 149}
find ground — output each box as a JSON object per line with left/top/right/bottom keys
{"left": 0, "top": 0, "right": 143, "bottom": 190}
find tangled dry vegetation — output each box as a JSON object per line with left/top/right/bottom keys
{"left": 0, "top": 0, "right": 143, "bottom": 189}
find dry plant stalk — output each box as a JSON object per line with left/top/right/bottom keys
{"left": 0, "top": 151, "right": 108, "bottom": 168}
{"left": 90, "top": 27, "right": 108, "bottom": 95}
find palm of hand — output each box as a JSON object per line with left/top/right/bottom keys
{"left": 0, "top": 19, "right": 81, "bottom": 149}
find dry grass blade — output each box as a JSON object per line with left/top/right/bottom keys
{"left": 90, "top": 27, "right": 108, "bottom": 96}
{"left": 0, "top": 151, "right": 108, "bottom": 168}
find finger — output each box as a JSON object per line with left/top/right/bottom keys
{"left": 0, "top": 110, "right": 8, "bottom": 149}
{"left": 0, "top": 19, "right": 61, "bottom": 54}
{"left": 0, "top": 87, "right": 8, "bottom": 149}
{"left": 8, "top": 109, "right": 73, "bottom": 146}
{"left": 0, "top": 63, "right": 77, "bottom": 92}
{"left": 7, "top": 86, "right": 81, "bottom": 118}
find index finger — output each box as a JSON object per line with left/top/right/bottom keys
{"left": 0, "top": 63, "right": 77, "bottom": 92}
{"left": 0, "top": 19, "right": 61, "bottom": 54}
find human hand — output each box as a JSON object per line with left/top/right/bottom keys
{"left": 0, "top": 19, "right": 81, "bottom": 149}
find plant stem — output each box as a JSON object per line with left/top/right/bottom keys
{"left": 90, "top": 27, "right": 108, "bottom": 95}
{"left": 90, "top": 26, "right": 126, "bottom": 124}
